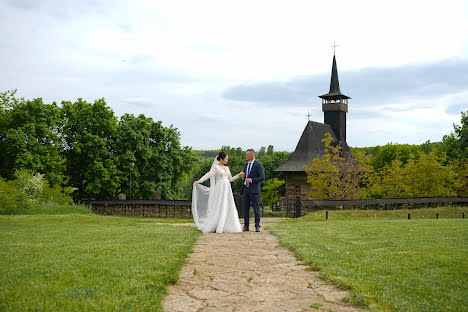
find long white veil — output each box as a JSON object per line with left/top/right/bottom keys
{"left": 192, "top": 157, "right": 218, "bottom": 230}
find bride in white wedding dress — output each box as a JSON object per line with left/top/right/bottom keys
{"left": 192, "top": 151, "right": 244, "bottom": 233}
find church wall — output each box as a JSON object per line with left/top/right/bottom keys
{"left": 285, "top": 172, "right": 311, "bottom": 200}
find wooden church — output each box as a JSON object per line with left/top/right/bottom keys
{"left": 274, "top": 53, "right": 352, "bottom": 204}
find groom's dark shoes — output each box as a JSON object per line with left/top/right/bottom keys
{"left": 242, "top": 225, "right": 249, "bottom": 232}
{"left": 255, "top": 224, "right": 260, "bottom": 232}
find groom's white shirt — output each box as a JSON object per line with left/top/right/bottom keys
{"left": 245, "top": 159, "right": 255, "bottom": 186}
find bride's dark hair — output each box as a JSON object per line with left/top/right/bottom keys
{"left": 217, "top": 151, "right": 227, "bottom": 161}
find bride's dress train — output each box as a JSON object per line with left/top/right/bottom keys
{"left": 192, "top": 163, "right": 242, "bottom": 233}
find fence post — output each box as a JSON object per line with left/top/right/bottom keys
{"left": 326, "top": 211, "right": 328, "bottom": 220}
{"left": 436, "top": 213, "right": 439, "bottom": 219}
{"left": 408, "top": 213, "right": 411, "bottom": 220}
{"left": 295, "top": 196, "right": 301, "bottom": 218}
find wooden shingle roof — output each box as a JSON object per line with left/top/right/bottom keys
{"left": 275, "top": 121, "right": 351, "bottom": 172}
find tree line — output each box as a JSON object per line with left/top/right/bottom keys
{"left": 305, "top": 111, "right": 467, "bottom": 200}
{"left": 1, "top": 89, "right": 466, "bottom": 208}
{"left": 0, "top": 90, "right": 193, "bottom": 203}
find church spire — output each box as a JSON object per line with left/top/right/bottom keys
{"left": 319, "top": 53, "right": 350, "bottom": 102}
{"left": 320, "top": 51, "right": 350, "bottom": 143}
{"left": 329, "top": 54, "right": 341, "bottom": 94}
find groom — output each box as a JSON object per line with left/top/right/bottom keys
{"left": 240, "top": 149, "right": 265, "bottom": 232}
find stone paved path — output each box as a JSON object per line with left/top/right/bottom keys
{"left": 163, "top": 218, "right": 363, "bottom": 312}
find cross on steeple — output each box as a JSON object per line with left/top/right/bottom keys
{"left": 306, "top": 109, "right": 311, "bottom": 121}
{"left": 330, "top": 41, "right": 339, "bottom": 54}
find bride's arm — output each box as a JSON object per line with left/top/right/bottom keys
{"left": 227, "top": 167, "right": 241, "bottom": 182}
{"left": 195, "top": 166, "right": 217, "bottom": 184}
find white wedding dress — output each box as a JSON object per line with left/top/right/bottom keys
{"left": 192, "top": 159, "right": 243, "bottom": 233}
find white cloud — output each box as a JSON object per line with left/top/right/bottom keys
{"left": 0, "top": 0, "right": 467, "bottom": 151}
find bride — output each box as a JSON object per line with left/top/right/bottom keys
{"left": 192, "top": 151, "right": 244, "bottom": 233}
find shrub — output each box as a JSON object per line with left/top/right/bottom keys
{"left": 14, "top": 169, "right": 44, "bottom": 203}
{"left": 41, "top": 183, "right": 74, "bottom": 205}
{"left": 0, "top": 178, "right": 31, "bottom": 214}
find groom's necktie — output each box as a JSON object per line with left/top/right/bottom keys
{"left": 245, "top": 162, "right": 252, "bottom": 186}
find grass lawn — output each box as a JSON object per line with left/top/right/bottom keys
{"left": 304, "top": 205, "right": 467, "bottom": 220}
{"left": 267, "top": 206, "right": 468, "bottom": 311}
{"left": 0, "top": 214, "right": 200, "bottom": 311}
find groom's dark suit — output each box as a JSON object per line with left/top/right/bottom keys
{"left": 242, "top": 160, "right": 265, "bottom": 228}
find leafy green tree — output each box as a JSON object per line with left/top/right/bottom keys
{"left": 403, "top": 152, "right": 460, "bottom": 197}
{"left": 442, "top": 111, "right": 468, "bottom": 161}
{"left": 370, "top": 143, "right": 421, "bottom": 171}
{"left": 418, "top": 140, "right": 444, "bottom": 155}
{"left": 304, "top": 133, "right": 372, "bottom": 200}
{"left": 257, "top": 151, "right": 291, "bottom": 181}
{"left": 261, "top": 178, "right": 285, "bottom": 208}
{"left": 0, "top": 91, "right": 65, "bottom": 186}
{"left": 369, "top": 152, "right": 461, "bottom": 198}
{"left": 267, "top": 145, "right": 274, "bottom": 155}
{"left": 368, "top": 158, "right": 406, "bottom": 198}
{"left": 61, "top": 98, "right": 120, "bottom": 201}
{"left": 114, "top": 114, "right": 194, "bottom": 200}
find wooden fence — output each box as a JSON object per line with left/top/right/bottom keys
{"left": 89, "top": 197, "right": 467, "bottom": 219}
{"left": 287, "top": 196, "right": 468, "bottom": 218}
{"left": 88, "top": 197, "right": 263, "bottom": 219}
{"left": 89, "top": 200, "right": 193, "bottom": 218}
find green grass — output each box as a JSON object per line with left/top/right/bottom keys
{"left": 0, "top": 214, "right": 200, "bottom": 311}
{"left": 27, "top": 202, "right": 92, "bottom": 215}
{"left": 304, "top": 205, "right": 467, "bottom": 220}
{"left": 268, "top": 207, "right": 468, "bottom": 311}
{"left": 262, "top": 206, "right": 287, "bottom": 217}
{"left": 0, "top": 202, "right": 92, "bottom": 215}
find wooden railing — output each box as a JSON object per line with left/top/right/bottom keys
{"left": 88, "top": 200, "right": 193, "bottom": 218}
{"left": 287, "top": 196, "right": 468, "bottom": 218}
{"left": 89, "top": 197, "right": 468, "bottom": 219}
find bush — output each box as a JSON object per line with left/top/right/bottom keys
{"left": 41, "top": 183, "right": 74, "bottom": 205}
{"left": 14, "top": 169, "right": 44, "bottom": 203}
{"left": 0, "top": 178, "right": 31, "bottom": 214}
{"left": 0, "top": 170, "right": 75, "bottom": 214}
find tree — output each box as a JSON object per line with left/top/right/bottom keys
{"left": 0, "top": 91, "right": 65, "bottom": 186}
{"left": 114, "top": 114, "right": 194, "bottom": 200}
{"left": 442, "top": 110, "right": 468, "bottom": 161}
{"left": 369, "top": 143, "right": 421, "bottom": 171}
{"left": 368, "top": 152, "right": 461, "bottom": 198}
{"left": 61, "top": 98, "right": 120, "bottom": 201}
{"left": 304, "top": 133, "right": 372, "bottom": 200}
{"left": 403, "top": 152, "right": 460, "bottom": 197}
{"left": 261, "top": 178, "right": 285, "bottom": 208}
{"left": 368, "top": 158, "right": 406, "bottom": 198}
{"left": 267, "top": 145, "right": 274, "bottom": 155}
{"left": 257, "top": 151, "right": 291, "bottom": 181}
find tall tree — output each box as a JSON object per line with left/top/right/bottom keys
{"left": 114, "top": 114, "right": 193, "bottom": 200}
{"left": 369, "top": 143, "right": 421, "bottom": 171}
{"left": 442, "top": 110, "right": 468, "bottom": 161}
{"left": 369, "top": 153, "right": 461, "bottom": 198}
{"left": 304, "top": 133, "right": 372, "bottom": 200}
{"left": 257, "top": 151, "right": 291, "bottom": 181}
{"left": 61, "top": 98, "right": 120, "bottom": 201}
{"left": 0, "top": 91, "right": 65, "bottom": 186}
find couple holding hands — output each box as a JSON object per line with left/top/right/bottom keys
{"left": 192, "top": 149, "right": 265, "bottom": 233}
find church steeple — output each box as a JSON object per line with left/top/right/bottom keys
{"left": 319, "top": 53, "right": 350, "bottom": 142}
{"left": 319, "top": 54, "right": 350, "bottom": 102}
{"left": 329, "top": 54, "right": 342, "bottom": 95}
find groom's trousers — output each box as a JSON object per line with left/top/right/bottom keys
{"left": 242, "top": 187, "right": 260, "bottom": 227}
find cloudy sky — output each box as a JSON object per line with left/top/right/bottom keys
{"left": 1, "top": 0, "right": 467, "bottom": 151}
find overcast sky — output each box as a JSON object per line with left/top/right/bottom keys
{"left": 1, "top": 0, "right": 467, "bottom": 151}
